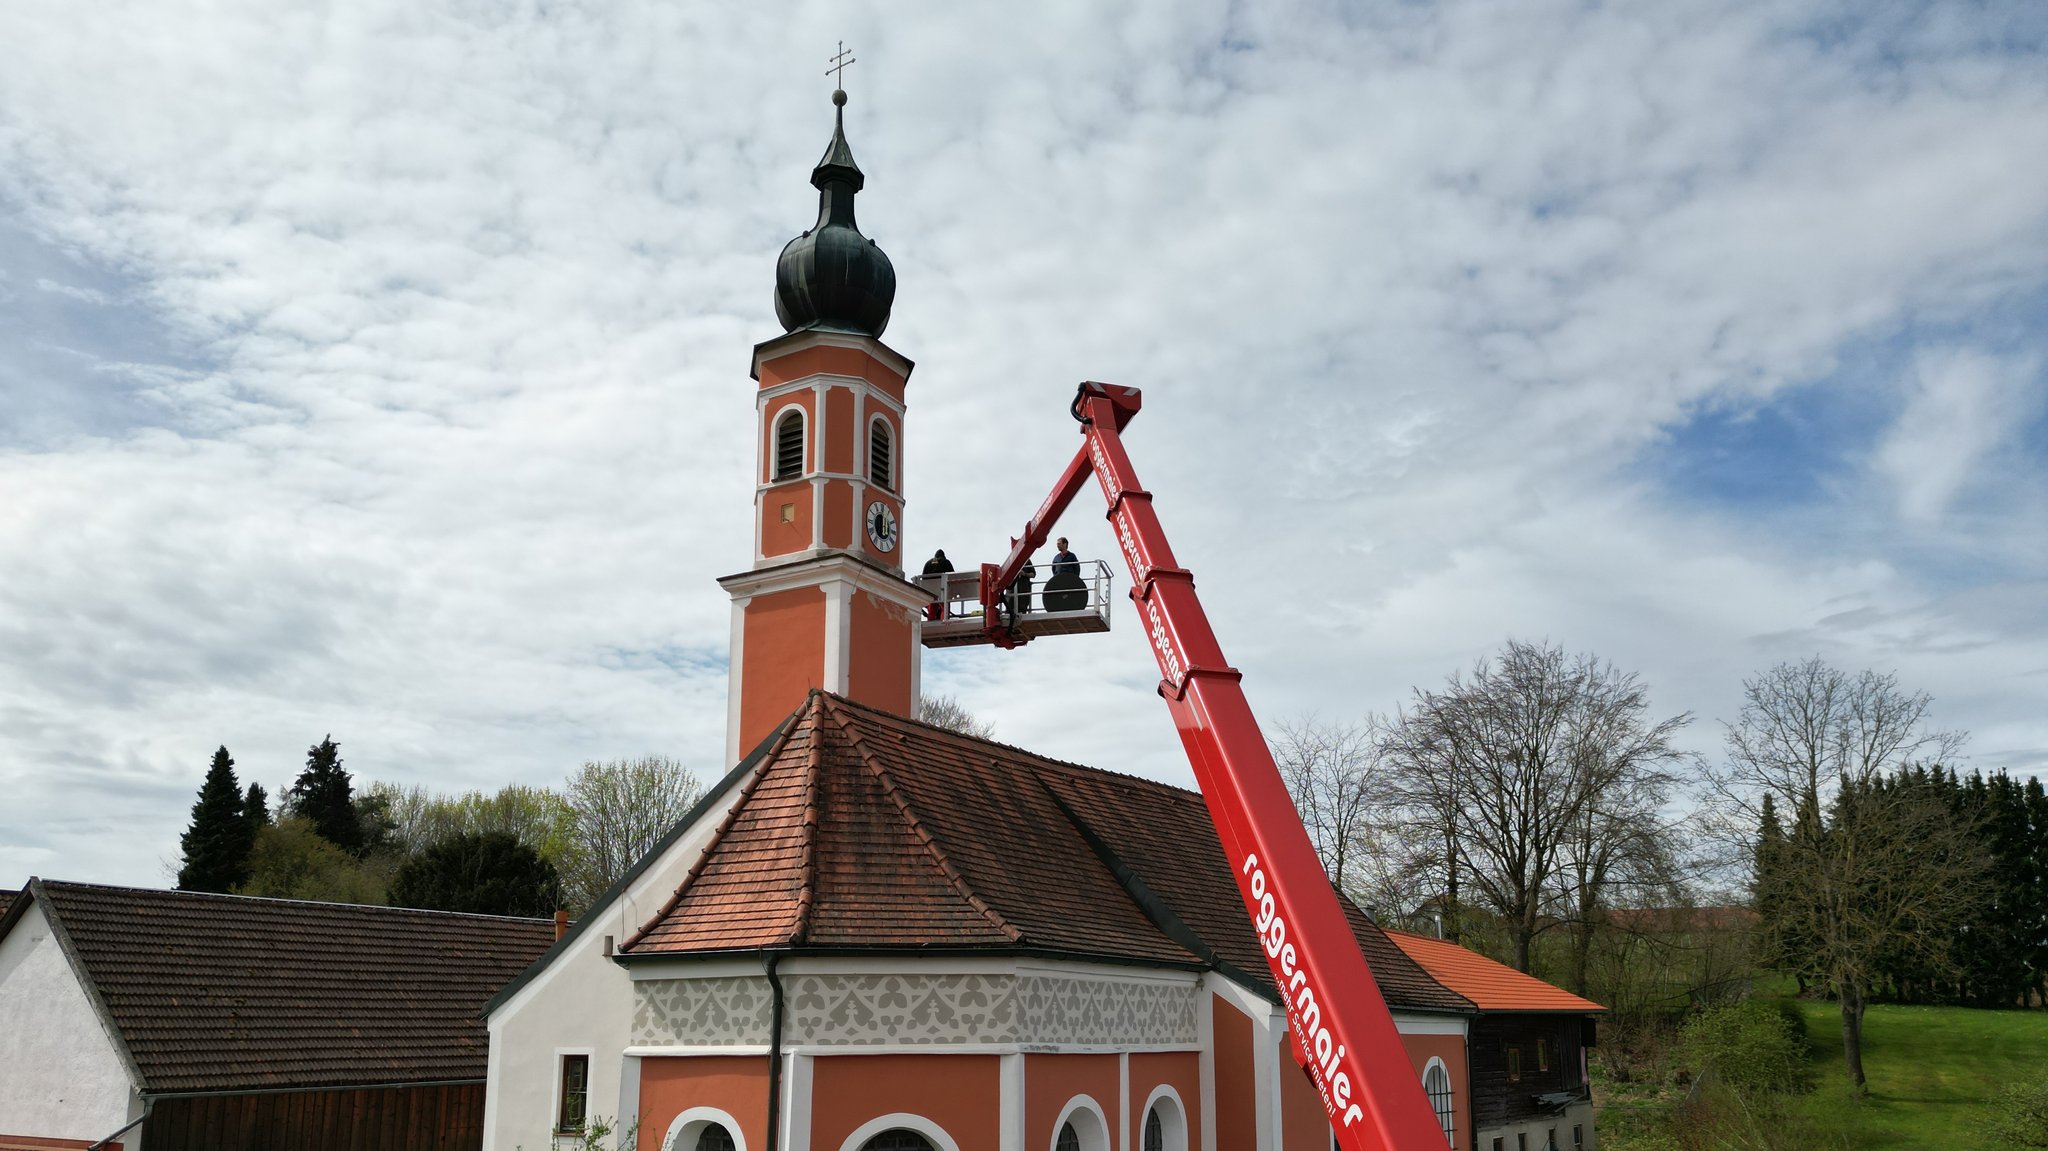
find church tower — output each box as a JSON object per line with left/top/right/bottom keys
{"left": 719, "top": 89, "right": 927, "bottom": 764}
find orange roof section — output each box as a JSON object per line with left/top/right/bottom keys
{"left": 1384, "top": 928, "right": 1606, "bottom": 1014}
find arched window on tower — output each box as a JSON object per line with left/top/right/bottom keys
{"left": 869, "top": 415, "right": 894, "bottom": 491}
{"left": 774, "top": 408, "right": 805, "bottom": 481}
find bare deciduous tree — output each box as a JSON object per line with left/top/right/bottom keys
{"left": 561, "top": 756, "right": 705, "bottom": 913}
{"left": 1271, "top": 716, "right": 1428, "bottom": 921}
{"left": 1381, "top": 639, "right": 1689, "bottom": 973}
{"left": 916, "top": 693, "right": 995, "bottom": 739}
{"left": 1709, "top": 658, "right": 1986, "bottom": 1093}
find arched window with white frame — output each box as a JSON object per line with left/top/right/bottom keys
{"left": 1422, "top": 1056, "right": 1455, "bottom": 1146}
{"left": 1050, "top": 1096, "right": 1110, "bottom": 1151}
{"left": 838, "top": 1113, "right": 960, "bottom": 1151}
{"left": 662, "top": 1106, "right": 747, "bottom": 1151}
{"left": 773, "top": 406, "right": 806, "bottom": 481}
{"left": 868, "top": 414, "right": 895, "bottom": 491}
{"left": 1139, "top": 1084, "right": 1189, "bottom": 1151}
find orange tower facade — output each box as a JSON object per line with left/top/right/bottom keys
{"left": 719, "top": 91, "right": 927, "bottom": 763}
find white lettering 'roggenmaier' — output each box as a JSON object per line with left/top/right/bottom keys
{"left": 1245, "top": 852, "right": 1367, "bottom": 1130}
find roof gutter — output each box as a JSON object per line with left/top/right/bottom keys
{"left": 138, "top": 1076, "right": 486, "bottom": 1099}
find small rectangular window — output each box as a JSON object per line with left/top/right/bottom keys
{"left": 1537, "top": 1036, "right": 1550, "bottom": 1071}
{"left": 1574, "top": 1125, "right": 1584, "bottom": 1150}
{"left": 557, "top": 1053, "right": 589, "bottom": 1133}
{"left": 1548, "top": 1129, "right": 1558, "bottom": 1151}
{"left": 1517, "top": 1134, "right": 1527, "bottom": 1151}
{"left": 1507, "top": 1045, "right": 1521, "bottom": 1082}
{"left": 1492, "top": 1141, "right": 1504, "bottom": 1151}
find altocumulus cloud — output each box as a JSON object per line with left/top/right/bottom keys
{"left": 1, "top": 0, "right": 2045, "bottom": 885}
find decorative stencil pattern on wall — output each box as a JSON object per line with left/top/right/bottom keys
{"left": 633, "top": 976, "right": 773, "bottom": 1046}
{"left": 1017, "top": 976, "right": 1200, "bottom": 1046}
{"left": 787, "top": 973, "right": 1019, "bottom": 1044}
{"left": 632, "top": 971, "right": 1199, "bottom": 1047}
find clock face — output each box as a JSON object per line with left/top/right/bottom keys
{"left": 865, "top": 500, "right": 898, "bottom": 553}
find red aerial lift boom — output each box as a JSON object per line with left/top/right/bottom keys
{"left": 968, "top": 383, "right": 1445, "bottom": 1151}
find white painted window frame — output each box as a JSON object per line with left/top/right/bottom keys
{"left": 661, "top": 1105, "right": 748, "bottom": 1151}
{"left": 1139, "top": 1083, "right": 1190, "bottom": 1151}
{"left": 838, "top": 1112, "right": 963, "bottom": 1151}
{"left": 1051, "top": 1094, "right": 1112, "bottom": 1151}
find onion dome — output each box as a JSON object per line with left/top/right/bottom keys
{"left": 774, "top": 90, "right": 896, "bottom": 338}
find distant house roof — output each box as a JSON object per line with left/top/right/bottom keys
{"left": 621, "top": 691, "right": 1472, "bottom": 1016}
{"left": 1, "top": 879, "right": 555, "bottom": 1093}
{"left": 1383, "top": 928, "right": 1605, "bottom": 1015}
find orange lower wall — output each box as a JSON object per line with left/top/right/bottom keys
{"left": 637, "top": 1055, "right": 768, "bottom": 1151}
{"left": 1128, "top": 1051, "right": 1203, "bottom": 1151}
{"left": 847, "top": 591, "right": 913, "bottom": 717}
{"left": 739, "top": 586, "right": 826, "bottom": 751}
{"left": 1401, "top": 1031, "right": 1469, "bottom": 1148}
{"left": 1281, "top": 1055, "right": 1331, "bottom": 1151}
{"left": 810, "top": 1054, "right": 999, "bottom": 1151}
{"left": 1213, "top": 995, "right": 1259, "bottom": 1151}
{"left": 1024, "top": 1053, "right": 1119, "bottom": 1149}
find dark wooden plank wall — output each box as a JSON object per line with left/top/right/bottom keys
{"left": 1468, "top": 1015, "right": 1589, "bottom": 1129}
{"left": 143, "top": 1083, "right": 484, "bottom": 1151}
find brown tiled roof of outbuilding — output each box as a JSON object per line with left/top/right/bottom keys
{"left": 15, "top": 880, "right": 554, "bottom": 1093}
{"left": 623, "top": 692, "right": 1472, "bottom": 1015}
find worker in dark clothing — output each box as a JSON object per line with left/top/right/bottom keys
{"left": 1044, "top": 536, "right": 1087, "bottom": 611}
{"left": 1010, "top": 556, "right": 1036, "bottom": 617}
{"left": 1051, "top": 538, "right": 1079, "bottom": 581}
{"left": 920, "top": 550, "right": 954, "bottom": 621}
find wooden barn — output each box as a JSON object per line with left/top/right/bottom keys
{"left": 0, "top": 879, "right": 554, "bottom": 1150}
{"left": 1387, "top": 930, "right": 1604, "bottom": 1151}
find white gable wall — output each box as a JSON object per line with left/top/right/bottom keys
{"left": 483, "top": 767, "right": 758, "bottom": 1151}
{"left": 0, "top": 899, "right": 140, "bottom": 1143}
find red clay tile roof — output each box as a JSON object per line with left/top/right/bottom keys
{"left": 1383, "top": 928, "right": 1605, "bottom": 1014}
{"left": 17, "top": 880, "right": 555, "bottom": 1092}
{"left": 624, "top": 692, "right": 1472, "bottom": 1015}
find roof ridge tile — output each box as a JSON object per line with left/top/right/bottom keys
{"left": 621, "top": 700, "right": 809, "bottom": 951}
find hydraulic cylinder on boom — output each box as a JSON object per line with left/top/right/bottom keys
{"left": 967, "top": 383, "right": 1446, "bottom": 1151}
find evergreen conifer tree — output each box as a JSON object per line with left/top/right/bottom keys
{"left": 176, "top": 746, "right": 257, "bottom": 892}
{"left": 244, "top": 782, "right": 271, "bottom": 829}
{"left": 388, "top": 831, "right": 560, "bottom": 917}
{"left": 286, "top": 736, "right": 363, "bottom": 855}
{"left": 1753, "top": 793, "right": 1788, "bottom": 971}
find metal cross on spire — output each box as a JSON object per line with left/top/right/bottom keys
{"left": 826, "top": 40, "right": 856, "bottom": 90}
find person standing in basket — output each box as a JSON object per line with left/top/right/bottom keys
{"left": 1010, "top": 555, "right": 1036, "bottom": 618}
{"left": 921, "top": 549, "right": 954, "bottom": 621}
{"left": 1045, "top": 537, "right": 1087, "bottom": 612}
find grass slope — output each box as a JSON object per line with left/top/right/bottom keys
{"left": 1784, "top": 999, "right": 2047, "bottom": 1149}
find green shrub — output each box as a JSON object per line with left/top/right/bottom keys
{"left": 1677, "top": 1001, "right": 1812, "bottom": 1096}
{"left": 1985, "top": 1077, "right": 2048, "bottom": 1149}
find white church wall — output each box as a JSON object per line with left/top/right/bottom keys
{"left": 0, "top": 899, "right": 139, "bottom": 1143}
{"left": 482, "top": 769, "right": 759, "bottom": 1151}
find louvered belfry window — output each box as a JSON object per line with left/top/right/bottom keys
{"left": 774, "top": 409, "right": 804, "bottom": 481}
{"left": 870, "top": 416, "right": 893, "bottom": 490}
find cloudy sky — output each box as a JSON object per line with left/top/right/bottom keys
{"left": 3, "top": 1, "right": 2044, "bottom": 887}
